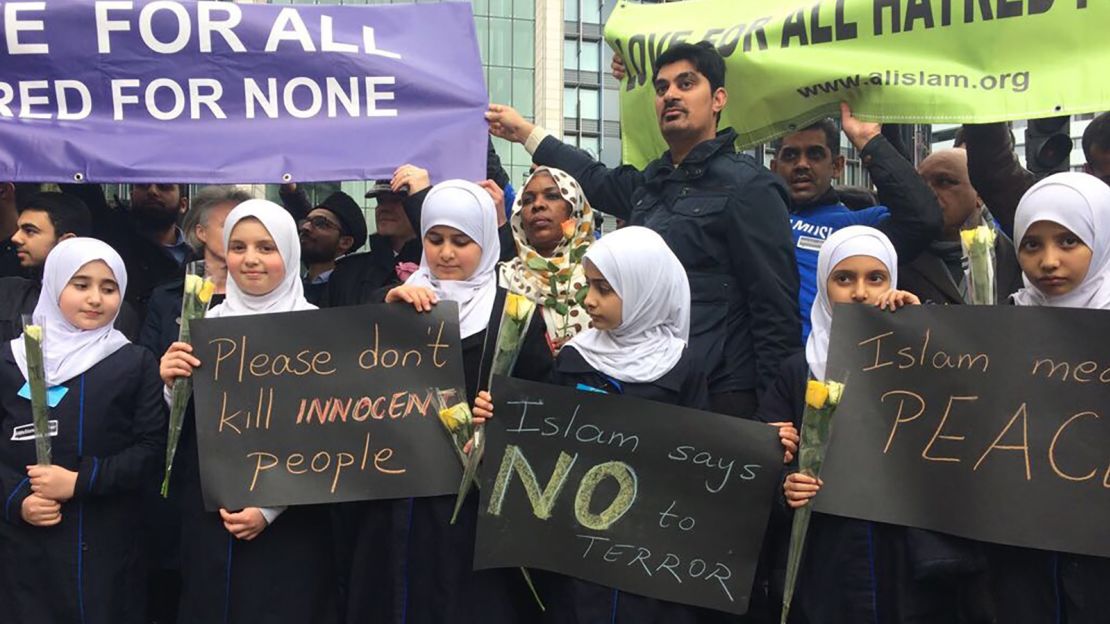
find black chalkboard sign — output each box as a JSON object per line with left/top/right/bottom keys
{"left": 814, "top": 304, "right": 1110, "bottom": 558}
{"left": 190, "top": 303, "right": 465, "bottom": 510}
{"left": 474, "top": 376, "right": 782, "bottom": 615}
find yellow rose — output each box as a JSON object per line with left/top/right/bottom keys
{"left": 561, "top": 218, "right": 577, "bottom": 240}
{"left": 959, "top": 228, "right": 977, "bottom": 249}
{"left": 438, "top": 404, "right": 470, "bottom": 432}
{"left": 183, "top": 274, "right": 203, "bottom": 296}
{"left": 805, "top": 380, "right": 829, "bottom": 409}
{"left": 826, "top": 381, "right": 845, "bottom": 406}
{"left": 197, "top": 279, "right": 216, "bottom": 304}
{"left": 23, "top": 325, "right": 42, "bottom": 342}
{"left": 505, "top": 292, "right": 532, "bottom": 322}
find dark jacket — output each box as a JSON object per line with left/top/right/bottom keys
{"left": 60, "top": 184, "right": 195, "bottom": 324}
{"left": 173, "top": 399, "right": 339, "bottom": 624}
{"left": 324, "top": 235, "right": 422, "bottom": 307}
{"left": 756, "top": 353, "right": 991, "bottom": 624}
{"left": 533, "top": 129, "right": 801, "bottom": 397}
{"left": 0, "top": 276, "right": 141, "bottom": 343}
{"left": 551, "top": 346, "right": 709, "bottom": 410}
{"left": 0, "top": 343, "right": 166, "bottom": 624}
{"left": 899, "top": 234, "right": 1024, "bottom": 305}
{"left": 0, "top": 241, "right": 21, "bottom": 279}
{"left": 344, "top": 286, "right": 543, "bottom": 624}
{"left": 962, "top": 123, "right": 1036, "bottom": 239}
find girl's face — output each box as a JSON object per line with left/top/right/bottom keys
{"left": 520, "top": 173, "right": 573, "bottom": 256}
{"left": 582, "top": 259, "right": 622, "bottom": 331}
{"left": 226, "top": 217, "right": 285, "bottom": 296}
{"left": 58, "top": 260, "right": 121, "bottom": 330}
{"left": 1018, "top": 220, "right": 1093, "bottom": 297}
{"left": 827, "top": 255, "right": 892, "bottom": 304}
{"left": 424, "top": 225, "right": 482, "bottom": 281}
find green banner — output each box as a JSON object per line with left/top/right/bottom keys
{"left": 604, "top": 0, "right": 1108, "bottom": 167}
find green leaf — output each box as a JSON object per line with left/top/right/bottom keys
{"left": 545, "top": 261, "right": 560, "bottom": 273}
{"left": 543, "top": 297, "right": 558, "bottom": 308}
{"left": 553, "top": 302, "right": 569, "bottom": 316}
{"left": 571, "top": 245, "right": 589, "bottom": 262}
{"left": 526, "top": 257, "right": 550, "bottom": 271}
{"left": 574, "top": 286, "right": 589, "bottom": 306}
{"left": 555, "top": 273, "right": 571, "bottom": 283}
{"left": 548, "top": 275, "right": 559, "bottom": 293}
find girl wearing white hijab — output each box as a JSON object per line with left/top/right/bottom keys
{"left": 159, "top": 200, "right": 338, "bottom": 624}
{"left": 0, "top": 238, "right": 165, "bottom": 624}
{"left": 767, "top": 226, "right": 992, "bottom": 623}
{"left": 988, "top": 172, "right": 1110, "bottom": 624}
{"left": 474, "top": 227, "right": 785, "bottom": 621}
{"left": 365, "top": 180, "right": 534, "bottom": 624}
{"left": 1011, "top": 171, "right": 1110, "bottom": 309}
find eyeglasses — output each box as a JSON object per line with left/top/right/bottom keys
{"left": 299, "top": 216, "right": 341, "bottom": 232}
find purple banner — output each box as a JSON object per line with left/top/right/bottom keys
{"left": 0, "top": 1, "right": 488, "bottom": 183}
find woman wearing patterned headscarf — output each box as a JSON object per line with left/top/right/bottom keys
{"left": 498, "top": 166, "right": 595, "bottom": 355}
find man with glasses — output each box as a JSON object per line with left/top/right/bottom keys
{"left": 297, "top": 191, "right": 368, "bottom": 306}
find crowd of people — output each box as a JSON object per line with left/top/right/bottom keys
{"left": 0, "top": 39, "right": 1107, "bottom": 624}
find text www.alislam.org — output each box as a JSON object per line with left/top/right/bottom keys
{"left": 796, "top": 70, "right": 1030, "bottom": 98}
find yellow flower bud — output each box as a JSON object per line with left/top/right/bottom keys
{"left": 23, "top": 325, "right": 42, "bottom": 342}
{"left": 959, "top": 228, "right": 977, "bottom": 249}
{"left": 184, "top": 274, "right": 203, "bottom": 296}
{"left": 805, "top": 380, "right": 829, "bottom": 409}
{"left": 197, "top": 279, "right": 216, "bottom": 304}
{"left": 438, "top": 404, "right": 470, "bottom": 433}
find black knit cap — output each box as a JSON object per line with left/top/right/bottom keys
{"left": 316, "top": 191, "right": 368, "bottom": 251}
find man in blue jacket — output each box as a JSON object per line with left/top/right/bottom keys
{"left": 770, "top": 109, "right": 942, "bottom": 338}
{"left": 488, "top": 42, "right": 800, "bottom": 417}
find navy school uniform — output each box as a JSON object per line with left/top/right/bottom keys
{"left": 0, "top": 343, "right": 167, "bottom": 624}
{"left": 344, "top": 286, "right": 547, "bottom": 624}
{"left": 756, "top": 352, "right": 991, "bottom": 624}
{"left": 530, "top": 344, "right": 718, "bottom": 624}
{"left": 172, "top": 362, "right": 339, "bottom": 624}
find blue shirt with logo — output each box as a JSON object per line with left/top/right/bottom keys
{"left": 791, "top": 202, "right": 889, "bottom": 339}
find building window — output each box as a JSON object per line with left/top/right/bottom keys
{"left": 582, "top": 0, "right": 601, "bottom": 23}
{"left": 579, "top": 88, "right": 600, "bottom": 120}
{"left": 579, "top": 135, "right": 601, "bottom": 159}
{"left": 579, "top": 40, "right": 600, "bottom": 73}
{"left": 564, "top": 40, "right": 578, "bottom": 71}
{"left": 564, "top": 87, "right": 578, "bottom": 118}
{"left": 564, "top": 0, "right": 578, "bottom": 22}
{"left": 564, "top": 87, "right": 599, "bottom": 120}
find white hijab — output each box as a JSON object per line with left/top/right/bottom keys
{"left": 10, "top": 237, "right": 131, "bottom": 385}
{"left": 404, "top": 180, "right": 500, "bottom": 339}
{"left": 805, "top": 226, "right": 898, "bottom": 381}
{"left": 566, "top": 226, "right": 690, "bottom": 383}
{"left": 1012, "top": 172, "right": 1110, "bottom": 310}
{"left": 208, "top": 199, "right": 316, "bottom": 319}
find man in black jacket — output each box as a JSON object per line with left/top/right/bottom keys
{"left": 488, "top": 42, "right": 800, "bottom": 416}
{"left": 319, "top": 166, "right": 429, "bottom": 308}
{"left": 61, "top": 182, "right": 195, "bottom": 324}
{"left": 769, "top": 109, "right": 942, "bottom": 337}
{"left": 1, "top": 192, "right": 138, "bottom": 341}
